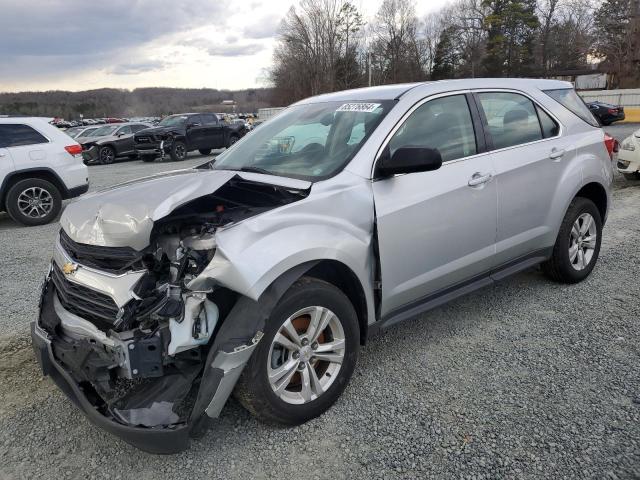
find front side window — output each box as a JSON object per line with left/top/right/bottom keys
{"left": 0, "top": 124, "right": 49, "bottom": 148}
{"left": 388, "top": 94, "right": 477, "bottom": 162}
{"left": 201, "top": 114, "right": 217, "bottom": 125}
{"left": 477, "top": 92, "right": 543, "bottom": 150}
{"left": 117, "top": 126, "right": 132, "bottom": 135}
{"left": 212, "top": 100, "right": 394, "bottom": 180}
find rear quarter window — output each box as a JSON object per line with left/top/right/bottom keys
{"left": 543, "top": 89, "right": 600, "bottom": 127}
{"left": 0, "top": 124, "right": 49, "bottom": 148}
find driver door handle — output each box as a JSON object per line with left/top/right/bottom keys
{"left": 468, "top": 172, "right": 492, "bottom": 187}
{"left": 549, "top": 148, "right": 565, "bottom": 160}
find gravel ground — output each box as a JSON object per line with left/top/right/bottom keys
{"left": 0, "top": 133, "right": 639, "bottom": 479}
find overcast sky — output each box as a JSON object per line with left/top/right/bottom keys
{"left": 0, "top": 0, "right": 449, "bottom": 93}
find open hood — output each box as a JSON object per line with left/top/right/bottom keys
{"left": 60, "top": 169, "right": 311, "bottom": 250}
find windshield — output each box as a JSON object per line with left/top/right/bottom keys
{"left": 212, "top": 100, "right": 394, "bottom": 180}
{"left": 91, "top": 125, "right": 119, "bottom": 137}
{"left": 158, "top": 115, "right": 188, "bottom": 127}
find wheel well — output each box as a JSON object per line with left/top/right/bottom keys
{"left": 305, "top": 260, "right": 369, "bottom": 345}
{"left": 576, "top": 182, "right": 607, "bottom": 223}
{"left": 0, "top": 170, "right": 67, "bottom": 210}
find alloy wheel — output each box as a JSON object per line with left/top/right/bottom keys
{"left": 569, "top": 212, "right": 597, "bottom": 271}
{"left": 17, "top": 187, "right": 53, "bottom": 218}
{"left": 175, "top": 143, "right": 186, "bottom": 159}
{"left": 268, "top": 306, "right": 345, "bottom": 405}
{"left": 100, "top": 147, "right": 115, "bottom": 164}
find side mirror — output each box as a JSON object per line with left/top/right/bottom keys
{"left": 377, "top": 147, "right": 442, "bottom": 177}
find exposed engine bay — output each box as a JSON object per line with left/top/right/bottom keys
{"left": 37, "top": 176, "right": 308, "bottom": 432}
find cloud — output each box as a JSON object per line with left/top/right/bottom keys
{"left": 180, "top": 38, "right": 266, "bottom": 57}
{"left": 242, "top": 14, "right": 283, "bottom": 39}
{"left": 0, "top": 0, "right": 230, "bottom": 56}
{"left": 109, "top": 60, "right": 168, "bottom": 75}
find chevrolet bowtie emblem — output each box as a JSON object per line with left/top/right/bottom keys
{"left": 62, "top": 262, "right": 78, "bottom": 275}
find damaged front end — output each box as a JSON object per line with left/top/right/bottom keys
{"left": 31, "top": 173, "right": 309, "bottom": 453}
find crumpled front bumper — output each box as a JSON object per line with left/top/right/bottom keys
{"left": 31, "top": 321, "right": 191, "bottom": 453}
{"left": 32, "top": 274, "right": 264, "bottom": 454}
{"left": 81, "top": 145, "right": 100, "bottom": 164}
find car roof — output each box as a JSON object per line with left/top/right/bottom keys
{"left": 295, "top": 78, "right": 573, "bottom": 105}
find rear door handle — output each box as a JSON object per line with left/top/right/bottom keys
{"left": 549, "top": 148, "right": 565, "bottom": 160}
{"left": 468, "top": 172, "right": 492, "bottom": 187}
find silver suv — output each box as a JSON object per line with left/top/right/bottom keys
{"left": 32, "top": 79, "right": 613, "bottom": 453}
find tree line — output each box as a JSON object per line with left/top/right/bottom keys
{"left": 270, "top": 0, "right": 640, "bottom": 104}
{"left": 0, "top": 87, "right": 273, "bottom": 119}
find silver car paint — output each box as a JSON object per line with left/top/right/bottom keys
{"left": 59, "top": 78, "right": 612, "bottom": 329}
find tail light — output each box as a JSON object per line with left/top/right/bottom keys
{"left": 603, "top": 133, "right": 616, "bottom": 160}
{"left": 64, "top": 144, "right": 83, "bottom": 156}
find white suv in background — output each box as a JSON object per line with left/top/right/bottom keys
{"left": 0, "top": 117, "right": 89, "bottom": 226}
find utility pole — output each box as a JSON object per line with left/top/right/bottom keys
{"left": 631, "top": 0, "right": 640, "bottom": 87}
{"left": 368, "top": 52, "right": 373, "bottom": 87}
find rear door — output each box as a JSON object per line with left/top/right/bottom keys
{"left": 474, "top": 90, "right": 571, "bottom": 266}
{"left": 373, "top": 93, "right": 498, "bottom": 316}
{"left": 0, "top": 123, "right": 50, "bottom": 171}
{"left": 114, "top": 125, "right": 133, "bottom": 154}
{"left": 201, "top": 114, "right": 224, "bottom": 148}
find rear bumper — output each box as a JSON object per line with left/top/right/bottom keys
{"left": 31, "top": 321, "right": 190, "bottom": 454}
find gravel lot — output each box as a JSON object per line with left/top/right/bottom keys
{"left": 1, "top": 130, "right": 639, "bottom": 479}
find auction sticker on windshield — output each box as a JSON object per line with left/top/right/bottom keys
{"left": 336, "top": 103, "right": 381, "bottom": 113}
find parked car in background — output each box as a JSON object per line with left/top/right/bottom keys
{"left": 617, "top": 127, "right": 640, "bottom": 180}
{"left": 32, "top": 79, "right": 613, "bottom": 453}
{"left": 587, "top": 101, "right": 625, "bottom": 126}
{"left": 79, "top": 122, "right": 151, "bottom": 164}
{"left": 105, "top": 117, "right": 125, "bottom": 124}
{"left": 134, "top": 113, "right": 246, "bottom": 162}
{"left": 0, "top": 117, "right": 88, "bottom": 225}
{"left": 64, "top": 126, "right": 100, "bottom": 140}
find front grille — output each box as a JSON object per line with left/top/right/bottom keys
{"left": 59, "top": 230, "right": 144, "bottom": 274}
{"left": 51, "top": 263, "right": 120, "bottom": 330}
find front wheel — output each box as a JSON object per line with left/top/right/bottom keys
{"left": 542, "top": 197, "right": 602, "bottom": 283}
{"left": 235, "top": 277, "right": 359, "bottom": 425}
{"left": 170, "top": 141, "right": 187, "bottom": 161}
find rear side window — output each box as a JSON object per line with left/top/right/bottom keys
{"left": 131, "top": 124, "right": 147, "bottom": 133}
{"left": 477, "top": 92, "right": 543, "bottom": 149}
{"left": 0, "top": 124, "right": 49, "bottom": 148}
{"left": 201, "top": 114, "right": 218, "bottom": 124}
{"left": 543, "top": 88, "right": 599, "bottom": 127}
{"left": 536, "top": 106, "right": 560, "bottom": 138}
{"left": 389, "top": 94, "right": 477, "bottom": 162}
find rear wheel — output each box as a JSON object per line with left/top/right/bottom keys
{"left": 198, "top": 148, "right": 212, "bottom": 155}
{"left": 5, "top": 178, "right": 62, "bottom": 226}
{"left": 542, "top": 197, "right": 602, "bottom": 283}
{"left": 235, "top": 277, "right": 359, "bottom": 425}
{"left": 170, "top": 141, "right": 187, "bottom": 161}
{"left": 98, "top": 146, "right": 116, "bottom": 164}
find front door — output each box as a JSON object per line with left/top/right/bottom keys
{"left": 373, "top": 93, "right": 498, "bottom": 317}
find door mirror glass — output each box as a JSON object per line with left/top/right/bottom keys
{"left": 377, "top": 147, "right": 442, "bottom": 177}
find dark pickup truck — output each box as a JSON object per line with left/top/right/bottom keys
{"left": 134, "top": 113, "right": 246, "bottom": 162}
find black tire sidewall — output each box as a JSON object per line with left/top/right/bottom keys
{"left": 240, "top": 278, "right": 359, "bottom": 425}
{"left": 227, "top": 136, "right": 238, "bottom": 148}
{"left": 99, "top": 146, "right": 115, "bottom": 164}
{"left": 6, "top": 178, "right": 62, "bottom": 226}
{"left": 554, "top": 198, "right": 602, "bottom": 282}
{"left": 170, "top": 141, "right": 187, "bottom": 161}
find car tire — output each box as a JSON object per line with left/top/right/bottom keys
{"left": 234, "top": 277, "right": 359, "bottom": 425}
{"left": 198, "top": 148, "right": 212, "bottom": 155}
{"left": 170, "top": 141, "right": 187, "bottom": 161}
{"left": 5, "top": 178, "right": 62, "bottom": 226}
{"left": 141, "top": 155, "right": 157, "bottom": 163}
{"left": 98, "top": 146, "right": 116, "bottom": 164}
{"left": 227, "top": 135, "right": 239, "bottom": 148}
{"left": 622, "top": 172, "right": 640, "bottom": 181}
{"left": 542, "top": 197, "right": 602, "bottom": 284}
